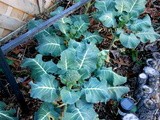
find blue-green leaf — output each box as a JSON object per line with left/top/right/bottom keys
{"left": 124, "top": 0, "right": 146, "bottom": 16}
{"left": 107, "top": 86, "right": 129, "bottom": 101}
{"left": 115, "top": 0, "right": 128, "bottom": 13}
{"left": 0, "top": 102, "right": 17, "bottom": 120}
{"left": 37, "top": 35, "right": 66, "bottom": 56}
{"left": 120, "top": 33, "right": 140, "bottom": 48}
{"left": 136, "top": 28, "right": 160, "bottom": 43}
{"left": 30, "top": 74, "right": 59, "bottom": 102}
{"left": 60, "top": 70, "right": 81, "bottom": 86}
{"left": 63, "top": 100, "right": 97, "bottom": 120}
{"left": 83, "top": 31, "right": 103, "bottom": 44}
{"left": 34, "top": 102, "right": 60, "bottom": 120}
{"left": 60, "top": 87, "right": 81, "bottom": 104}
{"left": 57, "top": 48, "right": 78, "bottom": 71}
{"left": 82, "top": 77, "right": 109, "bottom": 103}
{"left": 96, "top": 67, "right": 127, "bottom": 86}
{"left": 129, "top": 15, "right": 152, "bottom": 31}
{"left": 97, "top": 50, "right": 109, "bottom": 67}
{"left": 95, "top": 0, "right": 115, "bottom": 12}
{"left": 99, "top": 11, "right": 116, "bottom": 27}
{"left": 22, "top": 54, "right": 58, "bottom": 80}
{"left": 76, "top": 43, "right": 99, "bottom": 72}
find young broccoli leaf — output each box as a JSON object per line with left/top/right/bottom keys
{"left": 96, "top": 67, "right": 127, "bottom": 86}
{"left": 60, "top": 87, "right": 81, "bottom": 104}
{"left": 22, "top": 54, "right": 58, "bottom": 80}
{"left": 30, "top": 74, "right": 59, "bottom": 103}
{"left": 0, "top": 102, "right": 17, "bottom": 120}
{"left": 82, "top": 77, "right": 109, "bottom": 103}
{"left": 63, "top": 100, "right": 97, "bottom": 120}
{"left": 83, "top": 31, "right": 103, "bottom": 44}
{"left": 76, "top": 43, "right": 99, "bottom": 72}
{"left": 34, "top": 102, "right": 60, "bottom": 120}
{"left": 119, "top": 33, "right": 140, "bottom": 48}
{"left": 37, "top": 35, "right": 66, "bottom": 56}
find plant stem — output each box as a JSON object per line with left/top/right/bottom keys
{"left": 85, "top": 1, "right": 92, "bottom": 14}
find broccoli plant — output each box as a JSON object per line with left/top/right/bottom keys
{"left": 22, "top": 6, "right": 129, "bottom": 120}
{"left": 94, "top": 0, "right": 160, "bottom": 48}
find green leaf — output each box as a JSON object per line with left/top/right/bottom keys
{"left": 50, "top": 7, "right": 72, "bottom": 35}
{"left": 28, "top": 20, "right": 55, "bottom": 42}
{"left": 37, "top": 35, "right": 66, "bottom": 56}
{"left": 82, "top": 77, "right": 110, "bottom": 103}
{"left": 125, "top": 0, "right": 146, "bottom": 16}
{"left": 50, "top": 7, "right": 64, "bottom": 16}
{"left": 115, "top": 0, "right": 128, "bottom": 13}
{"left": 70, "top": 15, "right": 89, "bottom": 38}
{"left": 63, "top": 100, "right": 97, "bottom": 120}
{"left": 57, "top": 48, "right": 78, "bottom": 71}
{"left": 120, "top": 33, "right": 140, "bottom": 48}
{"left": 107, "top": 86, "right": 129, "bottom": 100}
{"left": 95, "top": 0, "right": 115, "bottom": 12}
{"left": 0, "top": 101, "right": 17, "bottom": 120}
{"left": 60, "top": 87, "right": 81, "bottom": 104}
{"left": 136, "top": 27, "right": 160, "bottom": 43}
{"left": 22, "top": 54, "right": 58, "bottom": 80}
{"left": 30, "top": 74, "right": 59, "bottom": 102}
{"left": 97, "top": 50, "right": 109, "bottom": 67}
{"left": 129, "top": 15, "right": 152, "bottom": 31}
{"left": 96, "top": 67, "right": 127, "bottom": 86}
{"left": 76, "top": 43, "right": 99, "bottom": 72}
{"left": 34, "top": 102, "right": 60, "bottom": 120}
{"left": 60, "top": 70, "right": 81, "bottom": 86}
{"left": 83, "top": 31, "right": 103, "bottom": 44}
{"left": 99, "top": 11, "right": 116, "bottom": 27}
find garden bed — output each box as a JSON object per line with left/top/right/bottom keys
{"left": 0, "top": 0, "right": 160, "bottom": 120}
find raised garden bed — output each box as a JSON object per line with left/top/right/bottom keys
{"left": 0, "top": 0, "right": 159, "bottom": 120}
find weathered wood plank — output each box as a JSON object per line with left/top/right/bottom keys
{"left": 0, "top": 0, "right": 39, "bottom": 15}
{"left": 0, "top": 14, "right": 25, "bottom": 31}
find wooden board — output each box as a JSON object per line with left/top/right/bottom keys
{"left": 0, "top": 0, "right": 39, "bottom": 15}
{"left": 0, "top": 14, "right": 25, "bottom": 31}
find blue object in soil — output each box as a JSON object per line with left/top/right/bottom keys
{"left": 120, "top": 98, "right": 135, "bottom": 113}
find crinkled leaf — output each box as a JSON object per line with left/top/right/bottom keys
{"left": 63, "top": 100, "right": 97, "bottom": 120}
{"left": 129, "top": 15, "right": 152, "bottom": 31}
{"left": 82, "top": 77, "right": 109, "bottom": 103}
{"left": 76, "top": 43, "right": 99, "bottom": 72}
{"left": 107, "top": 86, "right": 130, "bottom": 101}
{"left": 70, "top": 15, "right": 89, "bottom": 39}
{"left": 60, "top": 70, "right": 81, "bottom": 86}
{"left": 34, "top": 102, "right": 60, "bottom": 120}
{"left": 136, "top": 28, "right": 160, "bottom": 43}
{"left": 50, "top": 7, "right": 72, "bottom": 35}
{"left": 115, "top": 0, "right": 128, "bottom": 13}
{"left": 95, "top": 0, "right": 115, "bottom": 12}
{"left": 97, "top": 50, "right": 109, "bottom": 67}
{"left": 83, "top": 31, "right": 103, "bottom": 44}
{"left": 99, "top": 11, "right": 116, "bottom": 27}
{"left": 37, "top": 35, "right": 66, "bottom": 56}
{"left": 96, "top": 67, "right": 127, "bottom": 86}
{"left": 124, "top": 0, "right": 146, "bottom": 16}
{"left": 0, "top": 102, "right": 17, "bottom": 120}
{"left": 120, "top": 33, "right": 140, "bottom": 48}
{"left": 29, "top": 74, "right": 59, "bottom": 102}
{"left": 22, "top": 54, "right": 58, "bottom": 80}
{"left": 57, "top": 48, "right": 78, "bottom": 71}
{"left": 60, "top": 87, "right": 81, "bottom": 104}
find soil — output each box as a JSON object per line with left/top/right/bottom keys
{"left": 0, "top": 0, "right": 159, "bottom": 120}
